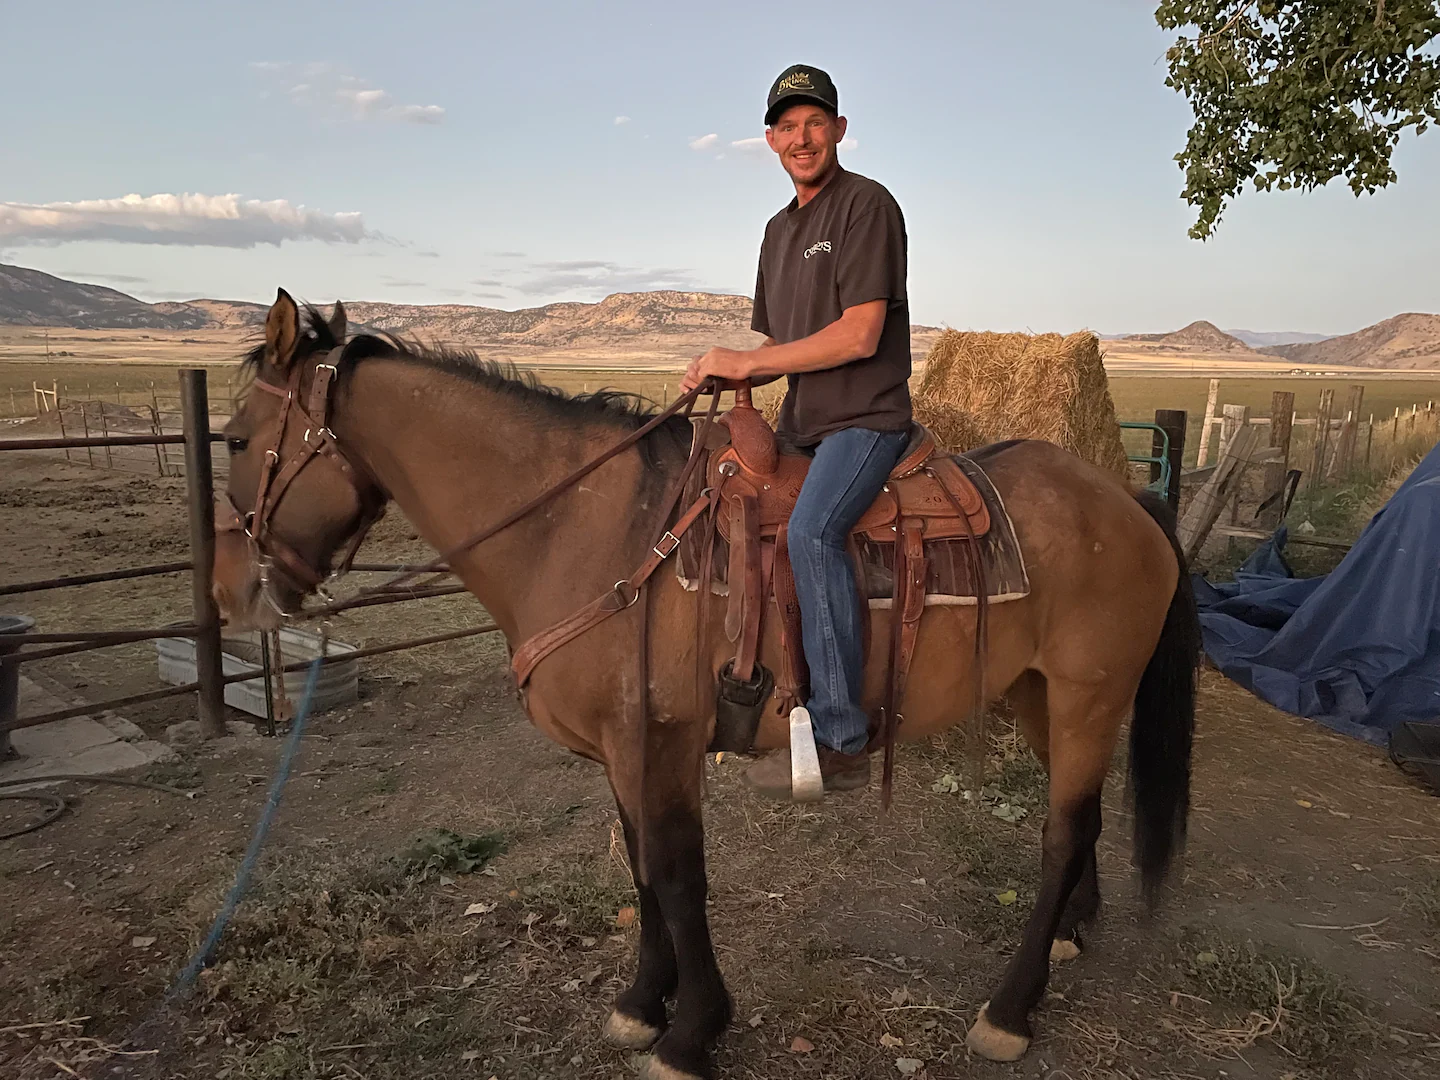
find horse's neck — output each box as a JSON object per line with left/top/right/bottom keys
{"left": 335, "top": 360, "right": 670, "bottom": 638}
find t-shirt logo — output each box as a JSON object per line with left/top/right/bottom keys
{"left": 803, "top": 240, "right": 832, "bottom": 259}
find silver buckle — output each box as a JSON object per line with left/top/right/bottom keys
{"left": 653, "top": 531, "right": 680, "bottom": 559}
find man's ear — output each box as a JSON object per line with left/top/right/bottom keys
{"left": 264, "top": 288, "right": 301, "bottom": 372}
{"left": 834, "top": 115, "right": 848, "bottom": 143}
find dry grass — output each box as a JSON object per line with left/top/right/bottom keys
{"left": 917, "top": 329, "right": 1129, "bottom": 474}
{"left": 1173, "top": 931, "right": 1379, "bottom": 1070}
{"left": 756, "top": 330, "right": 1129, "bottom": 470}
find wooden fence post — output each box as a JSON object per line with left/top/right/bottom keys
{"left": 1195, "top": 378, "right": 1220, "bottom": 468}
{"left": 180, "top": 370, "right": 227, "bottom": 740}
{"left": 1260, "top": 390, "right": 1294, "bottom": 528}
{"left": 1332, "top": 384, "right": 1365, "bottom": 478}
{"left": 1365, "top": 414, "right": 1374, "bottom": 468}
{"left": 1308, "top": 388, "right": 1335, "bottom": 493}
{"left": 1152, "top": 409, "right": 1186, "bottom": 511}
{"left": 149, "top": 405, "right": 167, "bottom": 477}
{"left": 80, "top": 403, "right": 95, "bottom": 468}
{"left": 98, "top": 402, "right": 114, "bottom": 469}
{"left": 1177, "top": 423, "right": 1263, "bottom": 561}
{"left": 56, "top": 400, "right": 71, "bottom": 463}
{"left": 1221, "top": 405, "right": 1250, "bottom": 530}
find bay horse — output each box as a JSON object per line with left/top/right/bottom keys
{"left": 212, "top": 291, "right": 1197, "bottom": 1079}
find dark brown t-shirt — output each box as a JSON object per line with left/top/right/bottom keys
{"left": 752, "top": 167, "right": 911, "bottom": 445}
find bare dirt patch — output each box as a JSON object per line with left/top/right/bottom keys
{"left": 2, "top": 453, "right": 1438, "bottom": 1080}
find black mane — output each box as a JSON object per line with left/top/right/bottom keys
{"left": 241, "top": 304, "right": 670, "bottom": 433}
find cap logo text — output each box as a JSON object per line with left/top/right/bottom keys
{"left": 776, "top": 71, "right": 814, "bottom": 93}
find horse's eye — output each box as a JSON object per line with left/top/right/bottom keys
{"left": 226, "top": 436, "right": 249, "bottom": 455}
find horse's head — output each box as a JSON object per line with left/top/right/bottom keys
{"left": 213, "top": 289, "right": 387, "bottom": 629}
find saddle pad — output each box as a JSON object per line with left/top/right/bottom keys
{"left": 678, "top": 450, "right": 1030, "bottom": 606}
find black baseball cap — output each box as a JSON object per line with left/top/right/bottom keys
{"left": 765, "top": 64, "right": 839, "bottom": 126}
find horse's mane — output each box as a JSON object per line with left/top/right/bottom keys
{"left": 240, "top": 304, "right": 673, "bottom": 435}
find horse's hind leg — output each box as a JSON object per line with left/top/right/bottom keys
{"left": 603, "top": 804, "right": 677, "bottom": 1051}
{"left": 967, "top": 678, "right": 1125, "bottom": 1062}
{"left": 1007, "top": 669, "right": 1101, "bottom": 964}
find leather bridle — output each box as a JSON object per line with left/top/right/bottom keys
{"left": 219, "top": 346, "right": 388, "bottom": 602}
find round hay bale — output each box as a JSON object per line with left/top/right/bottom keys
{"left": 917, "top": 329, "right": 1128, "bottom": 475}
{"left": 912, "top": 395, "right": 989, "bottom": 453}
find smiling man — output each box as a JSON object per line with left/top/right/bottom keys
{"left": 682, "top": 63, "right": 912, "bottom": 800}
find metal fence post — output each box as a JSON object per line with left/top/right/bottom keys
{"left": 180, "top": 369, "right": 227, "bottom": 739}
{"left": 1152, "top": 409, "right": 1186, "bottom": 511}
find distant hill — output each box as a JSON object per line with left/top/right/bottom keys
{"left": 1260, "top": 313, "right": 1440, "bottom": 370}
{"left": 1123, "top": 320, "right": 1254, "bottom": 352}
{"left": 0, "top": 262, "right": 950, "bottom": 353}
{"left": 1225, "top": 328, "right": 1333, "bottom": 349}
{"left": 0, "top": 263, "right": 210, "bottom": 330}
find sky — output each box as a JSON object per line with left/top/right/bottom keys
{"left": 2, "top": 0, "right": 1438, "bottom": 335}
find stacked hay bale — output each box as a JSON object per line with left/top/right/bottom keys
{"left": 756, "top": 329, "right": 1126, "bottom": 476}
{"left": 915, "top": 329, "right": 1128, "bottom": 474}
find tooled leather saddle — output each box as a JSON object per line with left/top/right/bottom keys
{"left": 681, "top": 385, "right": 1026, "bottom": 802}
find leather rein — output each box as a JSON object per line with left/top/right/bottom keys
{"left": 224, "top": 346, "right": 723, "bottom": 678}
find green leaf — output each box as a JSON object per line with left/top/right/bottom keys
{"left": 394, "top": 828, "right": 507, "bottom": 875}
{"left": 1155, "top": 0, "right": 1440, "bottom": 237}
{"left": 995, "top": 889, "right": 1018, "bottom": 906}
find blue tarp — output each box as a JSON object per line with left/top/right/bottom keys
{"left": 1194, "top": 440, "right": 1440, "bottom": 746}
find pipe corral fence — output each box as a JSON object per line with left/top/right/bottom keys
{"left": 0, "top": 368, "right": 498, "bottom": 757}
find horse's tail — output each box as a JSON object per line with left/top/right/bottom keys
{"left": 1128, "top": 490, "right": 1200, "bottom": 905}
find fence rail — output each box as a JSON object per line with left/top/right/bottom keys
{"left": 0, "top": 368, "right": 500, "bottom": 755}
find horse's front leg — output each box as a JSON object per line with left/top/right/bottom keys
{"left": 603, "top": 803, "right": 677, "bottom": 1051}
{"left": 610, "top": 733, "right": 730, "bottom": 1080}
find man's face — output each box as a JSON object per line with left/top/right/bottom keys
{"left": 765, "top": 103, "right": 847, "bottom": 187}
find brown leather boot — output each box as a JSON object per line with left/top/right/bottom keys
{"left": 743, "top": 746, "right": 871, "bottom": 801}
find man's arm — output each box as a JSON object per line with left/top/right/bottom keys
{"left": 681, "top": 302, "right": 885, "bottom": 392}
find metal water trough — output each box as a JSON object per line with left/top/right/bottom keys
{"left": 156, "top": 625, "right": 358, "bottom": 719}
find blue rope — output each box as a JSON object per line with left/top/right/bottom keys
{"left": 167, "top": 654, "right": 324, "bottom": 1000}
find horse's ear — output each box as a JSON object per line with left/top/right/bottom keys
{"left": 264, "top": 288, "right": 301, "bottom": 371}
{"left": 328, "top": 300, "right": 347, "bottom": 342}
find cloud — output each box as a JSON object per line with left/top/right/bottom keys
{"left": 416, "top": 250, "right": 440, "bottom": 258}
{"left": 514, "top": 259, "right": 704, "bottom": 297}
{"left": 488, "top": 250, "right": 526, "bottom": 258}
{"left": 688, "top": 133, "right": 719, "bottom": 151}
{"left": 614, "top": 115, "right": 631, "bottom": 125}
{"left": 840, "top": 137, "right": 858, "bottom": 151}
{"left": 380, "top": 277, "right": 429, "bottom": 288}
{"left": 254, "top": 61, "right": 445, "bottom": 125}
{"left": 731, "top": 137, "right": 767, "bottom": 153}
{"left": 470, "top": 277, "right": 504, "bottom": 286}
{"left": 0, "top": 193, "right": 372, "bottom": 248}
{"left": 472, "top": 292, "right": 507, "bottom": 300}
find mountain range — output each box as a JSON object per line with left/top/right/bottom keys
{"left": 2, "top": 262, "right": 1437, "bottom": 368}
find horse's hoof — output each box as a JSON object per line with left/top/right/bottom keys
{"left": 966, "top": 1002, "right": 1031, "bottom": 1062}
{"left": 639, "top": 1056, "right": 704, "bottom": 1080}
{"left": 602, "top": 1009, "right": 662, "bottom": 1051}
{"left": 1050, "top": 937, "right": 1082, "bottom": 962}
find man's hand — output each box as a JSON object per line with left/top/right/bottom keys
{"left": 680, "top": 346, "right": 755, "bottom": 394}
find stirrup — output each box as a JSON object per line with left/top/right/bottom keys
{"left": 789, "top": 707, "right": 824, "bottom": 802}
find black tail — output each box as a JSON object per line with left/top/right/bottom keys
{"left": 1129, "top": 491, "right": 1200, "bottom": 904}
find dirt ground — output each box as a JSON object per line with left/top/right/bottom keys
{"left": 1, "top": 435, "right": 1438, "bottom": 1080}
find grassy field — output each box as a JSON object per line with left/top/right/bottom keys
{"left": 5, "top": 360, "right": 1439, "bottom": 475}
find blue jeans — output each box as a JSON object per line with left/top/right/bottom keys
{"left": 788, "top": 426, "right": 911, "bottom": 754}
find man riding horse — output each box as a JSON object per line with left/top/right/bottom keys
{"left": 682, "top": 64, "right": 911, "bottom": 801}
